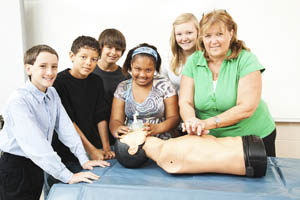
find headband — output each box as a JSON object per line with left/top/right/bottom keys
{"left": 132, "top": 47, "right": 158, "bottom": 61}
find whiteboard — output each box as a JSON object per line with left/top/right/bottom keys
{"left": 22, "top": 0, "right": 300, "bottom": 122}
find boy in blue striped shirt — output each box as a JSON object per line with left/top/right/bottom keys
{"left": 0, "top": 44, "right": 109, "bottom": 200}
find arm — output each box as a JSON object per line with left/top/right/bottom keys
{"left": 203, "top": 71, "right": 262, "bottom": 129}
{"left": 97, "top": 120, "right": 115, "bottom": 159}
{"left": 144, "top": 95, "right": 180, "bottom": 136}
{"left": 109, "top": 97, "right": 130, "bottom": 138}
{"left": 72, "top": 122, "right": 105, "bottom": 160}
{"left": 179, "top": 75, "right": 207, "bottom": 135}
{"left": 179, "top": 75, "right": 196, "bottom": 121}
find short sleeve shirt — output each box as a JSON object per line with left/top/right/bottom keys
{"left": 114, "top": 76, "right": 176, "bottom": 140}
{"left": 182, "top": 50, "right": 275, "bottom": 138}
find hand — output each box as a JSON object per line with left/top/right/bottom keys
{"left": 68, "top": 171, "right": 99, "bottom": 184}
{"left": 143, "top": 123, "right": 159, "bottom": 136}
{"left": 89, "top": 149, "right": 105, "bottom": 161}
{"left": 114, "top": 126, "right": 130, "bottom": 138}
{"left": 82, "top": 160, "right": 110, "bottom": 170}
{"left": 182, "top": 117, "right": 209, "bottom": 136}
{"left": 103, "top": 150, "right": 115, "bottom": 160}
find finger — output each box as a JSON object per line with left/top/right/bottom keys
{"left": 95, "top": 160, "right": 110, "bottom": 167}
{"left": 186, "top": 122, "right": 192, "bottom": 134}
{"left": 80, "top": 177, "right": 94, "bottom": 184}
{"left": 181, "top": 123, "right": 186, "bottom": 132}
{"left": 85, "top": 172, "right": 100, "bottom": 179}
{"left": 196, "top": 125, "right": 202, "bottom": 136}
{"left": 86, "top": 165, "right": 93, "bottom": 170}
{"left": 111, "top": 151, "right": 116, "bottom": 157}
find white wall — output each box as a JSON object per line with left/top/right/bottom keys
{"left": 0, "top": 0, "right": 26, "bottom": 111}
{"left": 2, "top": 0, "right": 300, "bottom": 122}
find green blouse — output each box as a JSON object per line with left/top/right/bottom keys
{"left": 182, "top": 50, "right": 275, "bottom": 138}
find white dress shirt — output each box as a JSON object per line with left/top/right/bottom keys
{"left": 0, "top": 81, "right": 89, "bottom": 183}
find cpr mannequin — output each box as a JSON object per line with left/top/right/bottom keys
{"left": 115, "top": 130, "right": 267, "bottom": 177}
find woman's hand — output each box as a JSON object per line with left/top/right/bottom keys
{"left": 113, "top": 125, "right": 130, "bottom": 138}
{"left": 182, "top": 117, "right": 209, "bottom": 136}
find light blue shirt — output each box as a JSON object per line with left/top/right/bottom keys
{"left": 0, "top": 81, "right": 89, "bottom": 183}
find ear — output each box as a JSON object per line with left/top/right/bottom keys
{"left": 24, "top": 64, "right": 32, "bottom": 76}
{"left": 229, "top": 29, "right": 234, "bottom": 39}
{"left": 69, "top": 51, "right": 75, "bottom": 63}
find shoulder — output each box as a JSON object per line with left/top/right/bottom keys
{"left": 54, "top": 69, "right": 71, "bottom": 86}
{"left": 153, "top": 76, "right": 176, "bottom": 94}
{"left": 56, "top": 69, "right": 69, "bottom": 79}
{"left": 46, "top": 86, "right": 60, "bottom": 100}
{"left": 185, "top": 51, "right": 206, "bottom": 68}
{"left": 4, "top": 86, "right": 36, "bottom": 110}
{"left": 236, "top": 50, "right": 258, "bottom": 61}
{"left": 117, "top": 79, "right": 131, "bottom": 90}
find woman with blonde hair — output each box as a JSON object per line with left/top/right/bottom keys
{"left": 160, "top": 13, "right": 201, "bottom": 92}
{"left": 179, "top": 10, "right": 276, "bottom": 156}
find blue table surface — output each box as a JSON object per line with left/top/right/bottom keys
{"left": 47, "top": 157, "right": 300, "bottom": 200}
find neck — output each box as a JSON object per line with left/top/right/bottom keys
{"left": 143, "top": 136, "right": 165, "bottom": 161}
{"left": 69, "top": 69, "right": 87, "bottom": 79}
{"left": 98, "top": 60, "right": 118, "bottom": 72}
{"left": 183, "top": 47, "right": 195, "bottom": 58}
{"left": 209, "top": 56, "right": 225, "bottom": 66}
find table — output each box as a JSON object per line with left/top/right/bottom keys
{"left": 47, "top": 157, "right": 300, "bottom": 200}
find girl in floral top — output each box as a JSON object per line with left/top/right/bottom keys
{"left": 110, "top": 43, "right": 180, "bottom": 140}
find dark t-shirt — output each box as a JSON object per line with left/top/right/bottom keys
{"left": 93, "top": 66, "right": 130, "bottom": 144}
{"left": 52, "top": 68, "right": 108, "bottom": 163}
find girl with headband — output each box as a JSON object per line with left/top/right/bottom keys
{"left": 110, "top": 43, "right": 180, "bottom": 140}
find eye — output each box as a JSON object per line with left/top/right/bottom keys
{"left": 39, "top": 64, "right": 46, "bottom": 68}
{"left": 175, "top": 33, "right": 182, "bottom": 36}
{"left": 92, "top": 58, "right": 98, "bottom": 62}
{"left": 217, "top": 32, "right": 223, "bottom": 36}
{"left": 134, "top": 67, "right": 141, "bottom": 71}
{"left": 116, "top": 48, "right": 122, "bottom": 51}
{"left": 146, "top": 68, "right": 152, "bottom": 73}
{"left": 52, "top": 65, "right": 58, "bottom": 69}
{"left": 80, "top": 56, "right": 87, "bottom": 60}
{"left": 204, "top": 34, "right": 211, "bottom": 38}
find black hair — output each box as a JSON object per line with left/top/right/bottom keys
{"left": 71, "top": 35, "right": 101, "bottom": 56}
{"left": 122, "top": 43, "right": 161, "bottom": 76}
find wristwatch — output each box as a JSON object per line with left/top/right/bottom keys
{"left": 214, "top": 116, "right": 221, "bottom": 128}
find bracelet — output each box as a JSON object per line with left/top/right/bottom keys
{"left": 214, "top": 116, "right": 221, "bottom": 128}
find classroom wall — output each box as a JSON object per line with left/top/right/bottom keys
{"left": 21, "top": 0, "right": 300, "bottom": 122}
{"left": 276, "top": 122, "right": 300, "bottom": 159}
{"left": 0, "top": 0, "right": 26, "bottom": 111}
{"left": 0, "top": 0, "right": 299, "bottom": 158}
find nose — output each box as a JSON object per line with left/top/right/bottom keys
{"left": 111, "top": 48, "right": 116, "bottom": 54}
{"left": 86, "top": 58, "right": 92, "bottom": 65}
{"left": 139, "top": 70, "right": 146, "bottom": 78}
{"left": 182, "top": 34, "right": 188, "bottom": 41}
{"left": 210, "top": 35, "right": 218, "bottom": 44}
{"left": 46, "top": 66, "right": 55, "bottom": 76}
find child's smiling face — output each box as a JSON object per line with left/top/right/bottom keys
{"left": 25, "top": 52, "right": 58, "bottom": 92}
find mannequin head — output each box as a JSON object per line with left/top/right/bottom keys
{"left": 114, "top": 131, "right": 148, "bottom": 168}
